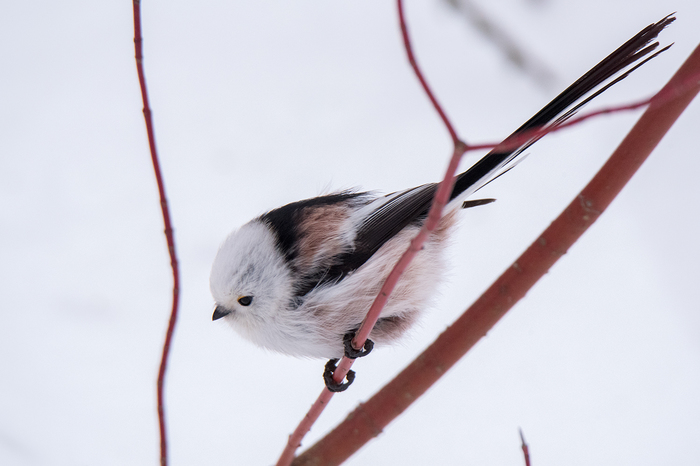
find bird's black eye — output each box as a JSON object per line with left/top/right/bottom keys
{"left": 237, "top": 296, "right": 253, "bottom": 306}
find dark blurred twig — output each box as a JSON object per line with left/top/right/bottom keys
{"left": 444, "top": 0, "right": 557, "bottom": 89}
{"left": 520, "top": 428, "right": 531, "bottom": 466}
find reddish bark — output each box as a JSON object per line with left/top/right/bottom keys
{"left": 132, "top": 2, "right": 181, "bottom": 465}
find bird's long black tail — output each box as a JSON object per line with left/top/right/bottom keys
{"left": 449, "top": 14, "right": 675, "bottom": 202}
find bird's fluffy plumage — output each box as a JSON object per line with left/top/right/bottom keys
{"left": 210, "top": 190, "right": 458, "bottom": 358}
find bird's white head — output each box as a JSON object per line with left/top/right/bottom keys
{"left": 209, "top": 220, "right": 293, "bottom": 331}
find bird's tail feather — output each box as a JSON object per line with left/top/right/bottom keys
{"left": 449, "top": 14, "right": 675, "bottom": 202}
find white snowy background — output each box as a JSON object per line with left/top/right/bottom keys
{"left": 1, "top": 1, "right": 698, "bottom": 465}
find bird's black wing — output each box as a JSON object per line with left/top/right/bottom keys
{"left": 336, "top": 184, "right": 438, "bottom": 270}
{"left": 288, "top": 185, "right": 438, "bottom": 296}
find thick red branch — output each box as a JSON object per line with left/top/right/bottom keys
{"left": 132, "top": 2, "right": 181, "bottom": 466}
{"left": 291, "top": 42, "right": 700, "bottom": 466}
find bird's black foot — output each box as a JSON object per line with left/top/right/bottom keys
{"left": 343, "top": 332, "right": 374, "bottom": 359}
{"left": 323, "top": 359, "right": 355, "bottom": 393}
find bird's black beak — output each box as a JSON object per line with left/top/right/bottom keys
{"left": 212, "top": 306, "right": 231, "bottom": 321}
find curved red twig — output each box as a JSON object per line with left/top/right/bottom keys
{"left": 274, "top": 1, "right": 465, "bottom": 465}
{"left": 132, "top": 2, "right": 181, "bottom": 466}
{"left": 398, "top": 0, "right": 462, "bottom": 146}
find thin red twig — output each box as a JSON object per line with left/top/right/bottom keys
{"left": 416, "top": 70, "right": 700, "bottom": 155}
{"left": 275, "top": 2, "right": 465, "bottom": 464}
{"left": 353, "top": 0, "right": 468, "bottom": 357}
{"left": 520, "top": 429, "right": 531, "bottom": 466}
{"left": 398, "top": 0, "right": 462, "bottom": 146}
{"left": 292, "top": 42, "right": 700, "bottom": 466}
{"left": 132, "top": 2, "right": 181, "bottom": 466}
{"left": 278, "top": 142, "right": 468, "bottom": 466}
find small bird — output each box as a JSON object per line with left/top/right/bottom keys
{"left": 210, "top": 16, "right": 673, "bottom": 364}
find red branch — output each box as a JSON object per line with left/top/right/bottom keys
{"left": 132, "top": 2, "right": 181, "bottom": 466}
{"left": 448, "top": 71, "right": 700, "bottom": 155}
{"left": 291, "top": 42, "right": 700, "bottom": 466}
{"left": 398, "top": 0, "right": 461, "bottom": 146}
{"left": 275, "top": 1, "right": 465, "bottom": 465}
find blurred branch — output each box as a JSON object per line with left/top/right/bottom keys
{"left": 132, "top": 2, "right": 181, "bottom": 466}
{"left": 520, "top": 428, "right": 531, "bottom": 466}
{"left": 443, "top": 0, "right": 557, "bottom": 89}
{"left": 292, "top": 41, "right": 700, "bottom": 466}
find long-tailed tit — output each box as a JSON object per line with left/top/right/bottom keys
{"left": 210, "top": 16, "right": 673, "bottom": 372}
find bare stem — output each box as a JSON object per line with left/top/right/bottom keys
{"left": 398, "top": 0, "right": 462, "bottom": 146}
{"left": 275, "top": 1, "right": 466, "bottom": 465}
{"left": 132, "top": 2, "right": 181, "bottom": 466}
